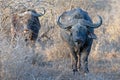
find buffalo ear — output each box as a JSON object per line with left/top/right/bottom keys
{"left": 88, "top": 32, "right": 97, "bottom": 39}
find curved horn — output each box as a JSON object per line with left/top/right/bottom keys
{"left": 29, "top": 7, "right": 46, "bottom": 17}
{"left": 57, "top": 13, "right": 80, "bottom": 29}
{"left": 57, "top": 14, "right": 71, "bottom": 29}
{"left": 79, "top": 15, "right": 102, "bottom": 28}
{"left": 18, "top": 8, "right": 46, "bottom": 17}
{"left": 91, "top": 15, "right": 102, "bottom": 28}
{"left": 37, "top": 7, "right": 46, "bottom": 17}
{"left": 18, "top": 11, "right": 28, "bottom": 16}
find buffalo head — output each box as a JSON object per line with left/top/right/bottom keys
{"left": 57, "top": 13, "right": 102, "bottom": 40}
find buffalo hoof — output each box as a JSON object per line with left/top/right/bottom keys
{"left": 84, "top": 67, "right": 89, "bottom": 72}
{"left": 72, "top": 65, "right": 78, "bottom": 75}
{"left": 78, "top": 67, "right": 89, "bottom": 75}
{"left": 73, "top": 69, "right": 78, "bottom": 75}
{"left": 83, "top": 68, "right": 89, "bottom": 75}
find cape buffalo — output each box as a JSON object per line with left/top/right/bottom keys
{"left": 57, "top": 8, "right": 102, "bottom": 74}
{"left": 11, "top": 8, "right": 45, "bottom": 45}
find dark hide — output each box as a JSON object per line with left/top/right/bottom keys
{"left": 57, "top": 8, "right": 102, "bottom": 74}
{"left": 11, "top": 9, "right": 45, "bottom": 45}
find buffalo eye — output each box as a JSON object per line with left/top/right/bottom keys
{"left": 76, "top": 31, "right": 79, "bottom": 33}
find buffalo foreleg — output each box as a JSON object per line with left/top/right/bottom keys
{"left": 81, "top": 51, "right": 89, "bottom": 74}
{"left": 70, "top": 47, "right": 78, "bottom": 74}
{"left": 78, "top": 50, "right": 82, "bottom": 72}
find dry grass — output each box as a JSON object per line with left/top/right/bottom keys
{"left": 45, "top": 42, "right": 70, "bottom": 61}
{"left": 0, "top": 0, "right": 120, "bottom": 80}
